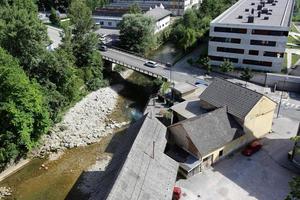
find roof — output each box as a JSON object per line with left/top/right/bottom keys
{"left": 211, "top": 0, "right": 294, "bottom": 27}
{"left": 173, "top": 82, "right": 197, "bottom": 95}
{"left": 171, "top": 99, "right": 208, "bottom": 119}
{"left": 93, "top": 8, "right": 128, "bottom": 17}
{"left": 169, "top": 107, "right": 244, "bottom": 157}
{"left": 144, "top": 7, "right": 172, "bottom": 21}
{"left": 107, "top": 114, "right": 178, "bottom": 200}
{"left": 199, "top": 77, "right": 263, "bottom": 119}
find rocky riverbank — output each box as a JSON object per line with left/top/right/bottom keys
{"left": 36, "top": 84, "right": 130, "bottom": 157}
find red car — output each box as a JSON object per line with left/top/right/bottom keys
{"left": 172, "top": 187, "right": 181, "bottom": 200}
{"left": 242, "top": 140, "right": 262, "bottom": 156}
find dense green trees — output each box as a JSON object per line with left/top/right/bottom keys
{"left": 0, "top": 48, "right": 51, "bottom": 168}
{"left": 119, "top": 14, "right": 156, "bottom": 55}
{"left": 49, "top": 7, "right": 60, "bottom": 25}
{"left": 171, "top": 0, "right": 234, "bottom": 50}
{"left": 0, "top": 0, "right": 106, "bottom": 167}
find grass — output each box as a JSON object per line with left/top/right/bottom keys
{"left": 292, "top": 53, "right": 300, "bottom": 66}
{"left": 291, "top": 23, "right": 300, "bottom": 33}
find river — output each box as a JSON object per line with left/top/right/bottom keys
{"left": 148, "top": 41, "right": 184, "bottom": 64}
{"left": 0, "top": 71, "right": 156, "bottom": 200}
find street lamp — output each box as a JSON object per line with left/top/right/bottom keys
{"left": 276, "top": 76, "right": 289, "bottom": 118}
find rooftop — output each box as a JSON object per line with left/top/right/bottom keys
{"left": 173, "top": 82, "right": 197, "bottom": 94}
{"left": 171, "top": 99, "right": 208, "bottom": 119}
{"left": 169, "top": 107, "right": 244, "bottom": 157}
{"left": 107, "top": 114, "right": 178, "bottom": 200}
{"left": 212, "top": 0, "right": 294, "bottom": 27}
{"left": 199, "top": 77, "right": 264, "bottom": 119}
{"left": 144, "top": 7, "right": 172, "bottom": 21}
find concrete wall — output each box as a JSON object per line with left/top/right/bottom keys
{"left": 244, "top": 96, "right": 277, "bottom": 138}
{"left": 265, "top": 73, "right": 300, "bottom": 92}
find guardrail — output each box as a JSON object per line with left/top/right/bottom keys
{"left": 102, "top": 55, "right": 168, "bottom": 80}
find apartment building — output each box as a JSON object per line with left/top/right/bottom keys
{"left": 208, "top": 0, "right": 294, "bottom": 72}
{"left": 109, "top": 0, "right": 201, "bottom": 15}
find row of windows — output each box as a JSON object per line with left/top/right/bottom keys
{"left": 210, "top": 56, "right": 273, "bottom": 67}
{"left": 250, "top": 40, "right": 276, "bottom": 46}
{"left": 217, "top": 47, "right": 244, "bottom": 54}
{"left": 214, "top": 26, "right": 288, "bottom": 37}
{"left": 210, "top": 37, "right": 241, "bottom": 44}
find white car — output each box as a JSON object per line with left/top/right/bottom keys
{"left": 145, "top": 61, "right": 158, "bottom": 68}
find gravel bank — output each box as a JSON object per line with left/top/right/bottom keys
{"left": 37, "top": 85, "right": 129, "bottom": 156}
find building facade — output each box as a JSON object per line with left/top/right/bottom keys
{"left": 144, "top": 6, "right": 172, "bottom": 33}
{"left": 208, "top": 0, "right": 294, "bottom": 72}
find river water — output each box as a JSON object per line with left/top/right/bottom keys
{"left": 148, "top": 42, "right": 183, "bottom": 64}
{"left": 0, "top": 72, "right": 155, "bottom": 200}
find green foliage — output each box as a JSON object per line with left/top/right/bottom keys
{"left": 0, "top": 0, "right": 49, "bottom": 72}
{"left": 240, "top": 68, "right": 253, "bottom": 82}
{"left": 171, "top": 0, "right": 234, "bottom": 50}
{"left": 286, "top": 176, "right": 300, "bottom": 200}
{"left": 85, "top": 0, "right": 107, "bottom": 10}
{"left": 220, "top": 59, "right": 234, "bottom": 73}
{"left": 0, "top": 48, "right": 51, "bottom": 168}
{"left": 199, "top": 57, "right": 212, "bottom": 74}
{"left": 49, "top": 7, "right": 60, "bottom": 25}
{"left": 119, "top": 14, "right": 156, "bottom": 55}
{"left": 187, "top": 58, "right": 194, "bottom": 66}
{"left": 160, "top": 81, "right": 171, "bottom": 95}
{"left": 114, "top": 64, "right": 126, "bottom": 73}
{"left": 128, "top": 3, "right": 142, "bottom": 14}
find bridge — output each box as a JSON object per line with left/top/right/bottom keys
{"left": 101, "top": 47, "right": 171, "bottom": 80}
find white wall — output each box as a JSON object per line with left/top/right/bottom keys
{"left": 93, "top": 16, "right": 122, "bottom": 28}
{"left": 154, "top": 16, "right": 171, "bottom": 33}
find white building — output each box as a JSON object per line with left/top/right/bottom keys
{"left": 144, "top": 6, "right": 172, "bottom": 33}
{"left": 92, "top": 9, "right": 126, "bottom": 28}
{"left": 109, "top": 0, "right": 201, "bottom": 16}
{"left": 208, "top": 0, "right": 294, "bottom": 72}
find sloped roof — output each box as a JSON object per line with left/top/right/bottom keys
{"left": 107, "top": 114, "right": 178, "bottom": 200}
{"left": 144, "top": 7, "right": 172, "bottom": 21}
{"left": 199, "top": 77, "right": 263, "bottom": 119}
{"left": 169, "top": 107, "right": 244, "bottom": 157}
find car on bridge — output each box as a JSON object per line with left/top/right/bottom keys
{"left": 99, "top": 45, "right": 108, "bottom": 51}
{"left": 145, "top": 61, "right": 158, "bottom": 68}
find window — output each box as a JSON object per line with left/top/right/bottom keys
{"left": 210, "top": 37, "right": 241, "bottom": 44}
{"left": 263, "top": 51, "right": 284, "bottom": 58}
{"left": 219, "top": 150, "right": 223, "bottom": 157}
{"left": 214, "top": 27, "right": 247, "bottom": 34}
{"left": 250, "top": 40, "right": 276, "bottom": 46}
{"left": 243, "top": 59, "right": 272, "bottom": 67}
{"left": 108, "top": 22, "right": 112, "bottom": 26}
{"left": 100, "top": 21, "right": 104, "bottom": 25}
{"left": 249, "top": 50, "right": 259, "bottom": 55}
{"left": 209, "top": 55, "right": 238, "bottom": 63}
{"left": 252, "top": 29, "right": 288, "bottom": 36}
{"left": 217, "top": 47, "right": 244, "bottom": 54}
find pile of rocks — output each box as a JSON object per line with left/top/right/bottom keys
{"left": 0, "top": 187, "right": 11, "bottom": 198}
{"left": 37, "top": 85, "right": 129, "bottom": 156}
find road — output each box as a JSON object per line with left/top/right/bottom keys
{"left": 101, "top": 48, "right": 201, "bottom": 83}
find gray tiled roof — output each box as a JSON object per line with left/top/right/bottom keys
{"left": 171, "top": 107, "right": 244, "bottom": 157}
{"left": 144, "top": 7, "right": 172, "bottom": 21}
{"left": 107, "top": 114, "right": 178, "bottom": 200}
{"left": 199, "top": 77, "right": 263, "bottom": 119}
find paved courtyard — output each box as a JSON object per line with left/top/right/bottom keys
{"left": 176, "top": 117, "right": 299, "bottom": 200}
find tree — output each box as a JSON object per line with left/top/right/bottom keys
{"left": 0, "top": 48, "right": 50, "bottom": 168}
{"left": 128, "top": 3, "right": 142, "bottom": 14}
{"left": 286, "top": 176, "right": 300, "bottom": 200}
{"left": 220, "top": 59, "right": 234, "bottom": 73}
{"left": 49, "top": 7, "right": 60, "bottom": 26}
{"left": 86, "top": 0, "right": 107, "bottom": 10}
{"left": 0, "top": 0, "right": 49, "bottom": 72}
{"left": 240, "top": 68, "right": 253, "bottom": 86}
{"left": 119, "top": 14, "right": 156, "bottom": 54}
{"left": 199, "top": 57, "right": 212, "bottom": 74}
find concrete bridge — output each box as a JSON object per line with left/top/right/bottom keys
{"left": 101, "top": 47, "right": 171, "bottom": 80}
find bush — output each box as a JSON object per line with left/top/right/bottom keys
{"left": 187, "top": 58, "right": 194, "bottom": 65}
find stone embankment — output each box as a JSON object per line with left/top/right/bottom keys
{"left": 37, "top": 85, "right": 129, "bottom": 156}
{"left": 0, "top": 186, "right": 11, "bottom": 199}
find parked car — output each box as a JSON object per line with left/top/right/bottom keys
{"left": 242, "top": 140, "right": 262, "bottom": 156}
{"left": 99, "top": 45, "right": 108, "bottom": 51}
{"left": 195, "top": 80, "right": 209, "bottom": 87}
{"left": 172, "top": 187, "right": 181, "bottom": 200}
{"left": 166, "top": 62, "right": 172, "bottom": 68}
{"left": 144, "top": 61, "right": 158, "bottom": 68}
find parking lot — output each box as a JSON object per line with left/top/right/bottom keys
{"left": 176, "top": 117, "right": 299, "bottom": 200}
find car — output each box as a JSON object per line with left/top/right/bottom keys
{"left": 144, "top": 61, "right": 158, "bottom": 68}
{"left": 172, "top": 187, "right": 181, "bottom": 200}
{"left": 99, "top": 45, "right": 108, "bottom": 51}
{"left": 166, "top": 62, "right": 172, "bottom": 68}
{"left": 242, "top": 140, "right": 262, "bottom": 156}
{"left": 195, "top": 80, "right": 209, "bottom": 87}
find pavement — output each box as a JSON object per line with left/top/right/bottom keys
{"left": 176, "top": 117, "right": 300, "bottom": 200}
{"left": 47, "top": 25, "right": 62, "bottom": 49}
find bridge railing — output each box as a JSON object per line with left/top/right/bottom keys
{"left": 109, "top": 45, "right": 167, "bottom": 66}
